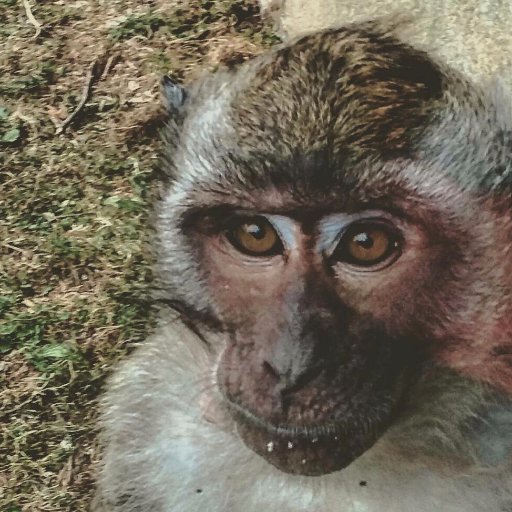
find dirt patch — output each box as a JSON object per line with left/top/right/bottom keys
{"left": 0, "top": 1, "right": 278, "bottom": 510}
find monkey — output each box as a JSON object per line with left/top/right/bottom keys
{"left": 93, "top": 21, "right": 512, "bottom": 512}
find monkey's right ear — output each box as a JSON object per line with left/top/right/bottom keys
{"left": 161, "top": 76, "right": 187, "bottom": 113}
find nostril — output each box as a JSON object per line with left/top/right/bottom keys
{"left": 262, "top": 356, "right": 323, "bottom": 396}
{"left": 262, "top": 360, "right": 280, "bottom": 380}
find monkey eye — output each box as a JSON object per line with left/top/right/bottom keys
{"left": 226, "top": 217, "right": 283, "bottom": 257}
{"left": 333, "top": 221, "right": 400, "bottom": 267}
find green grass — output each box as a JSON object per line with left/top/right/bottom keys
{"left": 0, "top": 0, "right": 277, "bottom": 509}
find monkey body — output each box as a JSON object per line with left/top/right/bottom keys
{"left": 95, "top": 24, "right": 512, "bottom": 511}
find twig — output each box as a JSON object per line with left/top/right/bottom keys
{"left": 56, "top": 59, "right": 98, "bottom": 135}
{"left": 22, "top": 0, "right": 42, "bottom": 38}
{"left": 2, "top": 243, "right": 25, "bottom": 253}
{"left": 100, "top": 54, "right": 117, "bottom": 80}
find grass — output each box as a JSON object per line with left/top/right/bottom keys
{"left": 0, "top": 1, "right": 278, "bottom": 509}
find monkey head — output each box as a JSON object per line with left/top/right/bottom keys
{"left": 156, "top": 24, "right": 512, "bottom": 477}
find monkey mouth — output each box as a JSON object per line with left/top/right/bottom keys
{"left": 227, "top": 401, "right": 385, "bottom": 476}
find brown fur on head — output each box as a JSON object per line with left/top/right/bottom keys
{"left": 96, "top": 22, "right": 512, "bottom": 512}
{"left": 233, "top": 24, "right": 443, "bottom": 157}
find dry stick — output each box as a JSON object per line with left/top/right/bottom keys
{"left": 22, "top": 0, "right": 42, "bottom": 38}
{"left": 56, "top": 59, "right": 98, "bottom": 135}
{"left": 100, "top": 54, "right": 117, "bottom": 80}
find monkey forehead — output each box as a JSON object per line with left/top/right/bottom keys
{"left": 174, "top": 25, "right": 445, "bottom": 176}
{"left": 172, "top": 24, "right": 511, "bottom": 199}
{"left": 176, "top": 27, "right": 447, "bottom": 189}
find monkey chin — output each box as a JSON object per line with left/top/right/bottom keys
{"left": 230, "top": 406, "right": 384, "bottom": 476}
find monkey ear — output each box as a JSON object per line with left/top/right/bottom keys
{"left": 161, "top": 76, "right": 187, "bottom": 113}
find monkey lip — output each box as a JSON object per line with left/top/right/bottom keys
{"left": 226, "top": 401, "right": 383, "bottom": 476}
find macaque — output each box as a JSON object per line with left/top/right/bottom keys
{"left": 94, "top": 21, "right": 512, "bottom": 512}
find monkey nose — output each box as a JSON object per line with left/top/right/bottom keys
{"left": 262, "top": 350, "right": 322, "bottom": 396}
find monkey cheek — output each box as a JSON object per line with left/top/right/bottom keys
{"left": 235, "top": 416, "right": 380, "bottom": 476}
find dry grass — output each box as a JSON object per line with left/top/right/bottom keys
{"left": 0, "top": 1, "right": 277, "bottom": 510}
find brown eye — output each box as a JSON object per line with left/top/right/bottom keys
{"left": 334, "top": 222, "right": 399, "bottom": 266}
{"left": 227, "top": 217, "right": 283, "bottom": 256}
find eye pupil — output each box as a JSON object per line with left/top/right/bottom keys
{"left": 353, "top": 232, "right": 374, "bottom": 249}
{"left": 246, "top": 224, "right": 265, "bottom": 239}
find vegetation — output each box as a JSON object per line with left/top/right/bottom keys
{"left": 0, "top": 1, "right": 277, "bottom": 509}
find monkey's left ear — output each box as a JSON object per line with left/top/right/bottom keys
{"left": 161, "top": 76, "right": 187, "bottom": 113}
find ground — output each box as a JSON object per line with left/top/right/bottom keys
{"left": 0, "top": 2, "right": 277, "bottom": 510}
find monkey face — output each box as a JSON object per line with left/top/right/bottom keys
{"left": 186, "top": 207, "right": 440, "bottom": 475}
{"left": 156, "top": 25, "right": 512, "bottom": 478}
